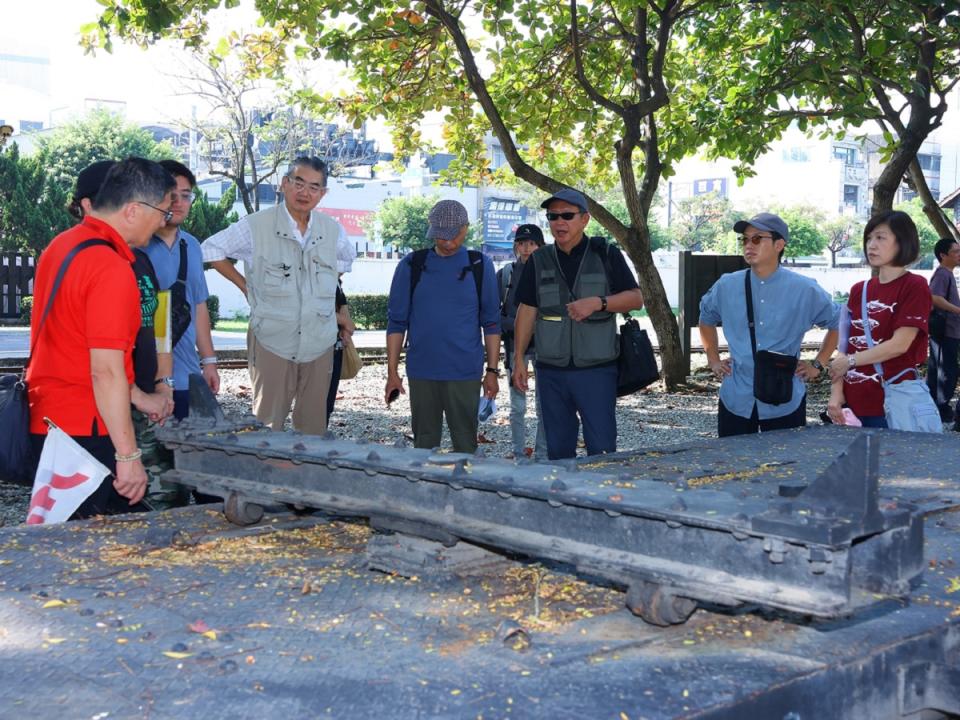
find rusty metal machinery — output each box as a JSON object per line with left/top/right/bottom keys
{"left": 158, "top": 406, "right": 924, "bottom": 627}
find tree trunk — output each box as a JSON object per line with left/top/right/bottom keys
{"left": 907, "top": 160, "right": 960, "bottom": 242}
{"left": 621, "top": 229, "right": 684, "bottom": 389}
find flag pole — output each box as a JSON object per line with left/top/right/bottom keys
{"left": 43, "top": 417, "right": 60, "bottom": 431}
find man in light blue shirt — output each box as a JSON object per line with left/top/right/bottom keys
{"left": 698, "top": 213, "right": 839, "bottom": 437}
{"left": 144, "top": 160, "right": 219, "bottom": 420}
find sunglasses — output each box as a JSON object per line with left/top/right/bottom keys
{"left": 739, "top": 234, "right": 773, "bottom": 245}
{"left": 546, "top": 211, "right": 583, "bottom": 221}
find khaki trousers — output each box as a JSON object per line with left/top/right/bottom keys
{"left": 248, "top": 330, "right": 333, "bottom": 434}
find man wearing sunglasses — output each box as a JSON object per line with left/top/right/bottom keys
{"left": 698, "top": 212, "right": 839, "bottom": 437}
{"left": 203, "top": 156, "right": 345, "bottom": 434}
{"left": 511, "top": 188, "right": 643, "bottom": 460}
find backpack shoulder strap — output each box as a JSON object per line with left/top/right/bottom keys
{"left": 407, "top": 248, "right": 430, "bottom": 304}
{"left": 467, "top": 250, "right": 484, "bottom": 304}
{"left": 498, "top": 262, "right": 513, "bottom": 306}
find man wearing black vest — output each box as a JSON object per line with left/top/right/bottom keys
{"left": 512, "top": 189, "right": 643, "bottom": 459}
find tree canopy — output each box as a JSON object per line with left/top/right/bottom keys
{"left": 84, "top": 0, "right": 960, "bottom": 383}
{"left": 365, "top": 194, "right": 478, "bottom": 252}
{"left": 34, "top": 109, "right": 172, "bottom": 197}
{"left": 0, "top": 144, "right": 73, "bottom": 254}
{"left": 182, "top": 184, "right": 240, "bottom": 241}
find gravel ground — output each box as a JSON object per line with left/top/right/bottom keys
{"left": 0, "top": 355, "right": 837, "bottom": 528}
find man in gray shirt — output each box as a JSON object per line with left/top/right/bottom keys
{"left": 927, "top": 237, "right": 960, "bottom": 428}
{"left": 698, "top": 213, "right": 839, "bottom": 437}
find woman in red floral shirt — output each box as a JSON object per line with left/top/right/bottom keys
{"left": 827, "top": 211, "right": 932, "bottom": 428}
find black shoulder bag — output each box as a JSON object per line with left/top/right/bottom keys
{"left": 169, "top": 238, "right": 192, "bottom": 348}
{"left": 0, "top": 239, "right": 110, "bottom": 485}
{"left": 745, "top": 271, "right": 797, "bottom": 405}
{"left": 593, "top": 239, "right": 659, "bottom": 396}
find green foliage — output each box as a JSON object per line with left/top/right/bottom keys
{"left": 669, "top": 192, "right": 735, "bottom": 252}
{"left": 773, "top": 206, "right": 829, "bottom": 259}
{"left": 349, "top": 294, "right": 389, "bottom": 330}
{"left": 34, "top": 108, "right": 172, "bottom": 196}
{"left": 586, "top": 193, "right": 669, "bottom": 252}
{"left": 365, "top": 194, "right": 478, "bottom": 252}
{"left": 19, "top": 296, "right": 33, "bottom": 325}
{"left": 896, "top": 197, "right": 940, "bottom": 265}
{"left": 182, "top": 185, "right": 239, "bottom": 241}
{"left": 0, "top": 143, "right": 74, "bottom": 253}
{"left": 205, "top": 294, "right": 220, "bottom": 330}
{"left": 824, "top": 217, "right": 864, "bottom": 267}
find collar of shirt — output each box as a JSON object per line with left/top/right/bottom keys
{"left": 282, "top": 202, "right": 314, "bottom": 248}
{"left": 81, "top": 216, "right": 135, "bottom": 262}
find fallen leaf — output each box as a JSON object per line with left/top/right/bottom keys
{"left": 45, "top": 637, "right": 67, "bottom": 644}
{"left": 188, "top": 620, "right": 210, "bottom": 634}
{"left": 202, "top": 630, "right": 218, "bottom": 640}
{"left": 163, "top": 651, "right": 194, "bottom": 659}
{"left": 42, "top": 600, "right": 66, "bottom": 609}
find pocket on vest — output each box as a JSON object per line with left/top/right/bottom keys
{"left": 573, "top": 318, "right": 618, "bottom": 365}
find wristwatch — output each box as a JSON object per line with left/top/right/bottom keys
{"left": 485, "top": 366, "right": 500, "bottom": 377}
{"left": 155, "top": 376, "right": 175, "bottom": 388}
{"left": 847, "top": 354, "right": 857, "bottom": 369}
{"left": 599, "top": 295, "right": 608, "bottom": 312}
{"left": 811, "top": 359, "right": 824, "bottom": 373}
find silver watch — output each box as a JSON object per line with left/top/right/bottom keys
{"left": 155, "top": 376, "right": 175, "bottom": 388}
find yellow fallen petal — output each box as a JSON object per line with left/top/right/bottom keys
{"left": 42, "top": 600, "right": 66, "bottom": 609}
{"left": 163, "top": 651, "right": 193, "bottom": 659}
{"left": 46, "top": 637, "right": 67, "bottom": 644}
{"left": 201, "top": 630, "right": 217, "bottom": 640}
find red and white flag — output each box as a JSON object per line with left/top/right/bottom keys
{"left": 26, "top": 427, "right": 109, "bottom": 525}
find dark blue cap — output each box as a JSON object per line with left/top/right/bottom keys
{"left": 540, "top": 188, "right": 588, "bottom": 213}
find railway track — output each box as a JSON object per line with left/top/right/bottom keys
{"left": 0, "top": 342, "right": 826, "bottom": 375}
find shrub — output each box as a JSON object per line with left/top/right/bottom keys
{"left": 206, "top": 294, "right": 220, "bottom": 330}
{"left": 349, "top": 294, "right": 389, "bottom": 329}
{"left": 19, "top": 296, "right": 33, "bottom": 325}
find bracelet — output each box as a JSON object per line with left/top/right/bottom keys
{"left": 114, "top": 448, "right": 143, "bottom": 463}
{"left": 200, "top": 356, "right": 218, "bottom": 366}
{"left": 485, "top": 366, "right": 500, "bottom": 376}
{"left": 847, "top": 354, "right": 857, "bottom": 369}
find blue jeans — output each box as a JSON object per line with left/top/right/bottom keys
{"left": 537, "top": 363, "right": 618, "bottom": 460}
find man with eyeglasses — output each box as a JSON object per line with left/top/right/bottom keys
{"left": 144, "top": 160, "right": 220, "bottom": 420}
{"left": 511, "top": 188, "right": 643, "bottom": 460}
{"left": 27, "top": 157, "right": 176, "bottom": 518}
{"left": 203, "top": 156, "right": 345, "bottom": 434}
{"left": 698, "top": 212, "right": 839, "bottom": 437}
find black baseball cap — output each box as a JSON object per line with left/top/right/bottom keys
{"left": 514, "top": 224, "right": 544, "bottom": 246}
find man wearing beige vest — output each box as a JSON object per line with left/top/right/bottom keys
{"left": 202, "top": 157, "right": 344, "bottom": 433}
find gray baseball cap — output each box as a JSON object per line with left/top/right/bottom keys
{"left": 427, "top": 199, "right": 470, "bottom": 240}
{"left": 733, "top": 213, "right": 790, "bottom": 243}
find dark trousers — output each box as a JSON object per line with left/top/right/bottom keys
{"left": 171, "top": 388, "right": 218, "bottom": 505}
{"left": 327, "top": 343, "right": 344, "bottom": 420}
{"left": 173, "top": 390, "right": 190, "bottom": 420}
{"left": 927, "top": 336, "right": 959, "bottom": 420}
{"left": 717, "top": 396, "right": 806, "bottom": 438}
{"left": 409, "top": 379, "right": 481, "bottom": 453}
{"left": 537, "top": 363, "right": 618, "bottom": 460}
{"left": 29, "top": 432, "right": 149, "bottom": 520}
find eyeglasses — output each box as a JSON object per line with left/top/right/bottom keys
{"left": 171, "top": 191, "right": 194, "bottom": 205}
{"left": 288, "top": 175, "right": 325, "bottom": 194}
{"left": 546, "top": 211, "right": 583, "bottom": 221}
{"left": 739, "top": 234, "right": 773, "bottom": 245}
{"left": 138, "top": 201, "right": 174, "bottom": 224}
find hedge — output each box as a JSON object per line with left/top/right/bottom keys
{"left": 349, "top": 294, "right": 389, "bottom": 329}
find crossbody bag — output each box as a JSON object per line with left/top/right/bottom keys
{"left": 745, "top": 272, "right": 797, "bottom": 405}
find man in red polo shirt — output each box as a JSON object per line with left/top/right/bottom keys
{"left": 27, "top": 157, "right": 176, "bottom": 518}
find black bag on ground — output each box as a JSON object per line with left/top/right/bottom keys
{"left": 0, "top": 373, "right": 32, "bottom": 484}
{"left": 616, "top": 317, "right": 660, "bottom": 397}
{"left": 170, "top": 238, "right": 192, "bottom": 348}
{"left": 745, "top": 272, "right": 796, "bottom": 406}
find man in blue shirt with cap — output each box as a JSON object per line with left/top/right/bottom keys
{"left": 385, "top": 199, "right": 501, "bottom": 454}
{"left": 698, "top": 212, "right": 839, "bottom": 437}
